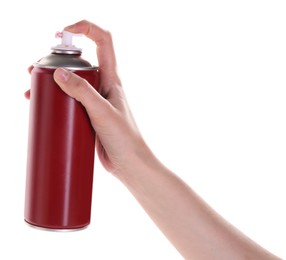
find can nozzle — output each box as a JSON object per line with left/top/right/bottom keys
{"left": 52, "top": 31, "right": 82, "bottom": 53}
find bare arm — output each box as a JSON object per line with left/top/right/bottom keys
{"left": 50, "top": 20, "right": 281, "bottom": 260}
{"left": 116, "top": 146, "right": 280, "bottom": 259}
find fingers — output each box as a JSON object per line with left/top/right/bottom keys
{"left": 24, "top": 90, "right": 30, "bottom": 99}
{"left": 64, "top": 20, "right": 119, "bottom": 86}
{"left": 25, "top": 66, "right": 33, "bottom": 100}
{"left": 28, "top": 65, "right": 33, "bottom": 74}
{"left": 53, "top": 68, "right": 114, "bottom": 127}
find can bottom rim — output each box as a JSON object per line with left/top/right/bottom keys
{"left": 24, "top": 220, "right": 89, "bottom": 232}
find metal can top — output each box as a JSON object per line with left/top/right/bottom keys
{"left": 34, "top": 31, "right": 97, "bottom": 70}
{"left": 34, "top": 52, "right": 97, "bottom": 70}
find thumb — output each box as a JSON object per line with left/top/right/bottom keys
{"left": 53, "top": 68, "right": 113, "bottom": 126}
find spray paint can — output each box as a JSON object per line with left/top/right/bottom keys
{"left": 25, "top": 31, "right": 99, "bottom": 230}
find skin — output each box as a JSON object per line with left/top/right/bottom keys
{"left": 25, "top": 20, "right": 281, "bottom": 260}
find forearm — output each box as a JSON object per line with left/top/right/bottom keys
{"left": 53, "top": 20, "right": 281, "bottom": 260}
{"left": 116, "top": 144, "right": 281, "bottom": 260}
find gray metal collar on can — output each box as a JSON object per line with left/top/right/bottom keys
{"left": 34, "top": 51, "right": 98, "bottom": 70}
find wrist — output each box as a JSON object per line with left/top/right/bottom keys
{"left": 115, "top": 138, "right": 161, "bottom": 185}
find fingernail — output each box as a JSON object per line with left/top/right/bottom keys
{"left": 55, "top": 68, "right": 69, "bottom": 82}
{"left": 64, "top": 25, "right": 75, "bottom": 32}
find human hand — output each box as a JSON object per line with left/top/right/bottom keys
{"left": 25, "top": 20, "right": 149, "bottom": 175}
{"left": 53, "top": 20, "right": 150, "bottom": 175}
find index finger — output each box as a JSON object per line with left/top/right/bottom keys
{"left": 64, "top": 20, "right": 117, "bottom": 82}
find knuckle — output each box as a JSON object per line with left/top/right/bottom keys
{"left": 74, "top": 77, "right": 88, "bottom": 89}
{"left": 70, "top": 76, "right": 89, "bottom": 100}
{"left": 98, "top": 30, "right": 113, "bottom": 46}
{"left": 104, "top": 30, "right": 112, "bottom": 40}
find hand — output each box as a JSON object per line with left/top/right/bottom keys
{"left": 26, "top": 20, "right": 149, "bottom": 176}
{"left": 53, "top": 20, "right": 148, "bottom": 175}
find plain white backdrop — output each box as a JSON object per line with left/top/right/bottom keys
{"left": 0, "top": 0, "right": 285, "bottom": 259}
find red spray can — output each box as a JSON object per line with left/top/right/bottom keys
{"left": 25, "top": 31, "right": 99, "bottom": 230}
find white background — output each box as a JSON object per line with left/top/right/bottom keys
{"left": 0, "top": 0, "right": 285, "bottom": 259}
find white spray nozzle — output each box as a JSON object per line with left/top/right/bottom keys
{"left": 52, "top": 31, "right": 82, "bottom": 53}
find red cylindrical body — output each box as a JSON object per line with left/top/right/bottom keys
{"left": 25, "top": 54, "right": 99, "bottom": 230}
